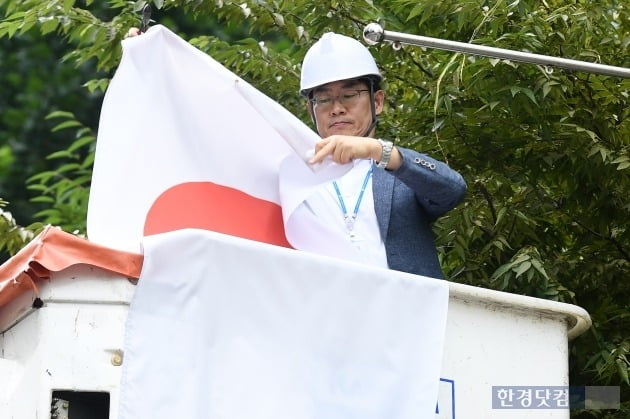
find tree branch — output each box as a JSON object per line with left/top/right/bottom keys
{"left": 476, "top": 180, "right": 498, "bottom": 225}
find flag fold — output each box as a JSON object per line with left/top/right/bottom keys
{"left": 118, "top": 229, "right": 449, "bottom": 419}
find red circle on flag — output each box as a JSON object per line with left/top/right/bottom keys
{"left": 144, "top": 182, "right": 292, "bottom": 248}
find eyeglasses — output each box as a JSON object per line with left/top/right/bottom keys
{"left": 310, "top": 89, "right": 369, "bottom": 111}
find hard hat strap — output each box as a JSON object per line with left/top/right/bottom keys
{"left": 362, "top": 78, "right": 378, "bottom": 137}
{"left": 307, "top": 97, "right": 318, "bottom": 133}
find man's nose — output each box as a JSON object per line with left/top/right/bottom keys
{"left": 330, "top": 97, "right": 347, "bottom": 114}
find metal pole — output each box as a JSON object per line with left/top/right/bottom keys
{"left": 363, "top": 23, "right": 630, "bottom": 78}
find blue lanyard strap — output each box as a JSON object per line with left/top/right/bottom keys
{"left": 332, "top": 166, "right": 373, "bottom": 231}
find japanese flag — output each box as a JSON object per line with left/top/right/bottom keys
{"left": 87, "top": 25, "right": 349, "bottom": 254}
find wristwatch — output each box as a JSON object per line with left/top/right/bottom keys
{"left": 375, "top": 139, "right": 393, "bottom": 169}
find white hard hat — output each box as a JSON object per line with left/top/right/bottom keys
{"left": 300, "top": 32, "right": 381, "bottom": 96}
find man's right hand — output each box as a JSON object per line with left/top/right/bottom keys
{"left": 126, "top": 27, "right": 141, "bottom": 38}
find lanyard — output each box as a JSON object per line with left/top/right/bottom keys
{"left": 332, "top": 166, "right": 373, "bottom": 233}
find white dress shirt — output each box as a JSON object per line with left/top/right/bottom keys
{"left": 303, "top": 159, "right": 388, "bottom": 269}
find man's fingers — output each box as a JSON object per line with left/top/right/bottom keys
{"left": 313, "top": 138, "right": 330, "bottom": 154}
{"left": 309, "top": 138, "right": 335, "bottom": 164}
{"left": 308, "top": 135, "right": 366, "bottom": 165}
{"left": 334, "top": 146, "right": 349, "bottom": 164}
{"left": 126, "top": 27, "right": 141, "bottom": 38}
{"left": 309, "top": 142, "right": 335, "bottom": 164}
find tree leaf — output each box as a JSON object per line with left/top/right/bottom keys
{"left": 514, "top": 261, "right": 532, "bottom": 278}
{"left": 51, "top": 120, "right": 82, "bottom": 132}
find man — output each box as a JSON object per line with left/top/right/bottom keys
{"left": 300, "top": 32, "right": 467, "bottom": 279}
{"left": 127, "top": 27, "right": 465, "bottom": 279}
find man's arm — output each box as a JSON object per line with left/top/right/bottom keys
{"left": 308, "top": 135, "right": 466, "bottom": 218}
{"left": 389, "top": 146, "right": 467, "bottom": 219}
{"left": 308, "top": 135, "right": 402, "bottom": 169}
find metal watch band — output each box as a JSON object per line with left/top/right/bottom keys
{"left": 375, "top": 139, "right": 393, "bottom": 169}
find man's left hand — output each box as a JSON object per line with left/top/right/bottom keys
{"left": 309, "top": 135, "right": 401, "bottom": 170}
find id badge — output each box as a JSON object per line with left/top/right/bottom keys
{"left": 348, "top": 231, "right": 365, "bottom": 250}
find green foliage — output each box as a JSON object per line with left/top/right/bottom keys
{"left": 1, "top": 0, "right": 629, "bottom": 416}
{"left": 0, "top": 22, "right": 106, "bottom": 226}
{"left": 0, "top": 0, "right": 138, "bottom": 71}
{"left": 0, "top": 199, "right": 42, "bottom": 259}
{"left": 26, "top": 111, "right": 93, "bottom": 233}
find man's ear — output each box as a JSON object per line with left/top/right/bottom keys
{"left": 374, "top": 90, "right": 385, "bottom": 115}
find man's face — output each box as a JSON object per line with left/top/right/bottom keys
{"left": 309, "top": 79, "right": 384, "bottom": 138}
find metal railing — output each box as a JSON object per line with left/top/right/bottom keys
{"left": 363, "top": 23, "right": 630, "bottom": 78}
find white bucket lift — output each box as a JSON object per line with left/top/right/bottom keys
{"left": 0, "top": 227, "right": 590, "bottom": 418}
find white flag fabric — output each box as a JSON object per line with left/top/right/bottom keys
{"left": 87, "top": 25, "right": 349, "bottom": 254}
{"left": 118, "top": 229, "right": 449, "bottom": 419}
